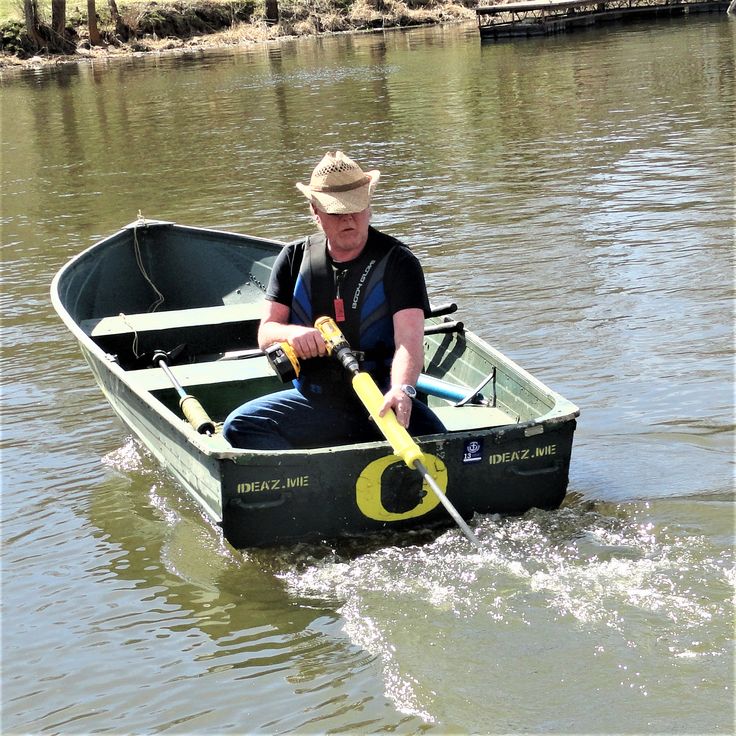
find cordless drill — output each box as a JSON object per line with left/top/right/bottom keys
{"left": 264, "top": 316, "right": 360, "bottom": 382}
{"left": 314, "top": 316, "right": 360, "bottom": 376}
{"left": 263, "top": 341, "right": 301, "bottom": 382}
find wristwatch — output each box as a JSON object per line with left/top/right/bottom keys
{"left": 399, "top": 384, "right": 417, "bottom": 398}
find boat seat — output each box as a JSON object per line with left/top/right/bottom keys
{"left": 80, "top": 303, "right": 263, "bottom": 337}
{"left": 430, "top": 404, "right": 515, "bottom": 431}
{"left": 80, "top": 304, "right": 264, "bottom": 367}
{"left": 125, "top": 356, "right": 274, "bottom": 393}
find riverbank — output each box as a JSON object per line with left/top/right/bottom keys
{"left": 0, "top": 0, "right": 477, "bottom": 68}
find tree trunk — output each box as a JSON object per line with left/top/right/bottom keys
{"left": 23, "top": 0, "right": 45, "bottom": 49}
{"left": 87, "top": 0, "right": 102, "bottom": 45}
{"left": 108, "top": 0, "right": 129, "bottom": 39}
{"left": 51, "top": 0, "right": 66, "bottom": 49}
{"left": 265, "top": 0, "right": 279, "bottom": 24}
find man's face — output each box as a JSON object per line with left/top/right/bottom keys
{"left": 313, "top": 206, "right": 371, "bottom": 258}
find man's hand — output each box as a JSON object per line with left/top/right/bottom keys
{"left": 379, "top": 386, "right": 413, "bottom": 428}
{"left": 287, "top": 326, "right": 327, "bottom": 360}
{"left": 258, "top": 301, "right": 326, "bottom": 359}
{"left": 379, "top": 307, "right": 424, "bottom": 428}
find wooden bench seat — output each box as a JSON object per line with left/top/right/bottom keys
{"left": 81, "top": 303, "right": 265, "bottom": 369}
{"left": 125, "top": 356, "right": 274, "bottom": 393}
{"left": 431, "top": 404, "right": 514, "bottom": 431}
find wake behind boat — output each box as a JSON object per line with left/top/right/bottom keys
{"left": 51, "top": 218, "right": 579, "bottom": 548}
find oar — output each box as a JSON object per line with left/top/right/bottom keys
{"left": 151, "top": 349, "right": 215, "bottom": 435}
{"left": 415, "top": 374, "right": 489, "bottom": 406}
{"left": 315, "top": 317, "right": 482, "bottom": 551}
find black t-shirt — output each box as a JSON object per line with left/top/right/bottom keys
{"left": 266, "top": 226, "right": 430, "bottom": 321}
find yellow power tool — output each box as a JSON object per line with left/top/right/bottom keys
{"left": 264, "top": 341, "right": 300, "bottom": 382}
{"left": 315, "top": 316, "right": 424, "bottom": 470}
{"left": 263, "top": 316, "right": 360, "bottom": 382}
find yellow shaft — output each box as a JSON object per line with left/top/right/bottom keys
{"left": 351, "top": 372, "right": 424, "bottom": 469}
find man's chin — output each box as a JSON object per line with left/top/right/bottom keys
{"left": 336, "top": 235, "right": 361, "bottom": 249}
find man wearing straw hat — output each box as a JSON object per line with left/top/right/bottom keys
{"left": 223, "top": 151, "right": 445, "bottom": 449}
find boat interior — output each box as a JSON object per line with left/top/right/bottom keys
{"left": 60, "top": 223, "right": 559, "bottom": 435}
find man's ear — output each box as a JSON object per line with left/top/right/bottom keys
{"left": 310, "top": 203, "right": 323, "bottom": 229}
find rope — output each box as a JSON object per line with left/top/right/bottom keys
{"left": 132, "top": 211, "right": 165, "bottom": 313}
{"left": 118, "top": 312, "right": 141, "bottom": 359}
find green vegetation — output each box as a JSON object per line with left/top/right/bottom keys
{"left": 0, "top": 0, "right": 475, "bottom": 63}
{"left": 0, "top": 0, "right": 232, "bottom": 22}
{"left": 0, "top": 0, "right": 20, "bottom": 22}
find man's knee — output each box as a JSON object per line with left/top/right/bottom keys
{"left": 222, "top": 392, "right": 302, "bottom": 449}
{"left": 222, "top": 408, "right": 249, "bottom": 446}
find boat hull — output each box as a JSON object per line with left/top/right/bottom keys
{"left": 219, "top": 418, "right": 575, "bottom": 548}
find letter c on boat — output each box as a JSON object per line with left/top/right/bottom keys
{"left": 355, "top": 453, "right": 448, "bottom": 522}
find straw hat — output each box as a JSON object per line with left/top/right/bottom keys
{"left": 296, "top": 151, "right": 380, "bottom": 214}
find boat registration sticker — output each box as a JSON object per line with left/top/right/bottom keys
{"left": 463, "top": 439, "right": 483, "bottom": 464}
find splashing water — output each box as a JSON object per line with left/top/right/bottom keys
{"left": 278, "top": 505, "right": 734, "bottom": 731}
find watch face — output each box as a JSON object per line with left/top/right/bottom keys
{"left": 402, "top": 384, "right": 417, "bottom": 398}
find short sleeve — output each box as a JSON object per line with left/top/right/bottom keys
{"left": 266, "top": 241, "right": 304, "bottom": 305}
{"left": 384, "top": 246, "right": 431, "bottom": 316}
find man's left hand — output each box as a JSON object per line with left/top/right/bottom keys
{"left": 379, "top": 387, "right": 413, "bottom": 428}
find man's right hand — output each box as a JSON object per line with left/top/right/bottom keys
{"left": 287, "top": 326, "right": 327, "bottom": 360}
{"left": 258, "top": 302, "right": 327, "bottom": 359}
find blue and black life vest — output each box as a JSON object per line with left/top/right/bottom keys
{"left": 289, "top": 229, "right": 399, "bottom": 392}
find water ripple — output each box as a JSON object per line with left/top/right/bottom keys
{"left": 1, "top": 16, "right": 733, "bottom": 736}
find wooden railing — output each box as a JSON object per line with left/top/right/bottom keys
{"left": 476, "top": 0, "right": 729, "bottom": 37}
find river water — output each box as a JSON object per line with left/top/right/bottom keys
{"left": 1, "top": 15, "right": 734, "bottom": 734}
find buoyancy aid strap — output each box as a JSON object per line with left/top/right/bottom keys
{"left": 296, "top": 229, "right": 397, "bottom": 369}
{"left": 304, "top": 232, "right": 364, "bottom": 349}
{"left": 304, "top": 233, "right": 333, "bottom": 323}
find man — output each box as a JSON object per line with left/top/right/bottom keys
{"left": 223, "top": 151, "right": 445, "bottom": 449}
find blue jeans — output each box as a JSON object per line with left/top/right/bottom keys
{"left": 223, "top": 384, "right": 446, "bottom": 450}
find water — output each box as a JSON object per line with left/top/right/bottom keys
{"left": 1, "top": 15, "right": 734, "bottom": 734}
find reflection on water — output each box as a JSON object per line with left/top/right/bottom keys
{"left": 1, "top": 15, "right": 734, "bottom": 735}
